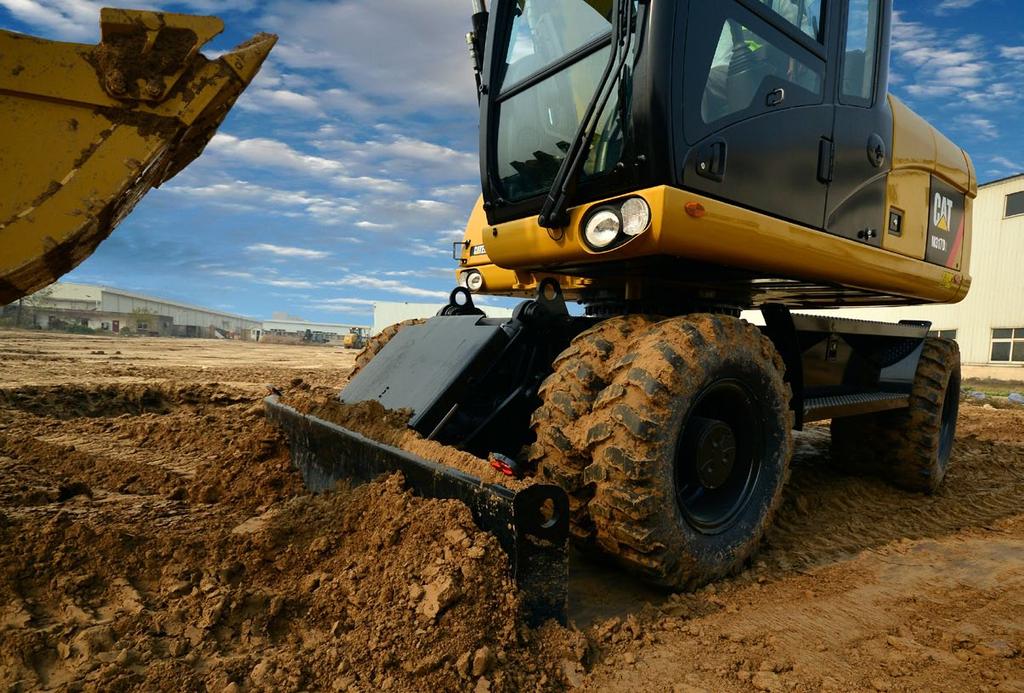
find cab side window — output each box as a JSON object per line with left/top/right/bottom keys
{"left": 701, "top": 18, "right": 824, "bottom": 126}
{"left": 751, "top": 0, "right": 824, "bottom": 41}
{"left": 841, "top": 0, "right": 881, "bottom": 104}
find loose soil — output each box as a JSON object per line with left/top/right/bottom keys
{"left": 1, "top": 329, "right": 1023, "bottom": 692}
{"left": 281, "top": 386, "right": 527, "bottom": 489}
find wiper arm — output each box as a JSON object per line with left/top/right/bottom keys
{"left": 537, "top": 0, "right": 635, "bottom": 229}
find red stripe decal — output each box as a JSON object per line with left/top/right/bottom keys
{"left": 946, "top": 214, "right": 965, "bottom": 269}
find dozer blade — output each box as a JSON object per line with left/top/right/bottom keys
{"left": 0, "top": 9, "right": 276, "bottom": 304}
{"left": 264, "top": 396, "right": 570, "bottom": 627}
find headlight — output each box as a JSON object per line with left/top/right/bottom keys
{"left": 620, "top": 197, "right": 651, "bottom": 236}
{"left": 584, "top": 209, "right": 621, "bottom": 249}
{"left": 458, "top": 272, "right": 469, "bottom": 288}
{"left": 465, "top": 270, "right": 484, "bottom": 292}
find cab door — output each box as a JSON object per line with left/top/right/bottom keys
{"left": 678, "top": 0, "right": 835, "bottom": 229}
{"left": 824, "top": 0, "right": 892, "bottom": 247}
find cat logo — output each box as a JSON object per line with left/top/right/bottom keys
{"left": 933, "top": 192, "right": 954, "bottom": 232}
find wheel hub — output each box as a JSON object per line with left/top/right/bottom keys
{"left": 686, "top": 417, "right": 737, "bottom": 490}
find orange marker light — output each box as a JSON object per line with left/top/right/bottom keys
{"left": 685, "top": 202, "right": 706, "bottom": 218}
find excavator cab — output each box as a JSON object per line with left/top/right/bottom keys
{"left": 463, "top": 0, "right": 972, "bottom": 306}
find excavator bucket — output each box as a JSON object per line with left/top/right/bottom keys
{"left": 0, "top": 9, "right": 276, "bottom": 304}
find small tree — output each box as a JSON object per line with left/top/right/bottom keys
{"left": 16, "top": 285, "right": 55, "bottom": 328}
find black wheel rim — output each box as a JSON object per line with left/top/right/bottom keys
{"left": 938, "top": 369, "right": 960, "bottom": 466}
{"left": 674, "top": 378, "right": 764, "bottom": 535}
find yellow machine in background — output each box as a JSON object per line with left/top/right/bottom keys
{"left": 0, "top": 9, "right": 275, "bottom": 305}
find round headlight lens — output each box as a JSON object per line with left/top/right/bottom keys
{"left": 584, "top": 209, "right": 621, "bottom": 249}
{"left": 465, "top": 270, "right": 484, "bottom": 292}
{"left": 620, "top": 197, "right": 651, "bottom": 236}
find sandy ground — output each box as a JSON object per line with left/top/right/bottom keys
{"left": 1, "top": 329, "right": 1023, "bottom": 692}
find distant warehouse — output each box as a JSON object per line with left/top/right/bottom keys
{"left": 15, "top": 282, "right": 262, "bottom": 339}
{"left": 762, "top": 174, "right": 1024, "bottom": 376}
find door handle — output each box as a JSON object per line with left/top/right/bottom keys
{"left": 766, "top": 88, "right": 786, "bottom": 107}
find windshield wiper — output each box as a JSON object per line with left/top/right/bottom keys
{"left": 537, "top": 0, "right": 635, "bottom": 229}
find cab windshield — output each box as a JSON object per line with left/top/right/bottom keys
{"left": 494, "top": 0, "right": 627, "bottom": 203}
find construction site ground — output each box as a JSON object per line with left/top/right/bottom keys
{"left": 1, "top": 329, "right": 1022, "bottom": 692}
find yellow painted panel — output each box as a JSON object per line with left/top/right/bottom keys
{"left": 484, "top": 185, "right": 970, "bottom": 304}
{"left": 883, "top": 169, "right": 929, "bottom": 259}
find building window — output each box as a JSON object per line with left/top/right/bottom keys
{"left": 1007, "top": 191, "right": 1024, "bottom": 218}
{"left": 929, "top": 329, "right": 957, "bottom": 341}
{"left": 136, "top": 322, "right": 149, "bottom": 330}
{"left": 991, "top": 328, "right": 1024, "bottom": 363}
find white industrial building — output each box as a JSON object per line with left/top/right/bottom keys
{"left": 262, "top": 314, "right": 367, "bottom": 344}
{"left": 372, "top": 301, "right": 515, "bottom": 335}
{"left": 746, "top": 174, "right": 1024, "bottom": 377}
{"left": 14, "top": 282, "right": 263, "bottom": 339}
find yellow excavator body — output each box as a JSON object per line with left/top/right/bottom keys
{"left": 0, "top": 9, "right": 275, "bottom": 305}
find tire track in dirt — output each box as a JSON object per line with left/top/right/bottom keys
{"left": 763, "top": 419, "right": 1024, "bottom": 574}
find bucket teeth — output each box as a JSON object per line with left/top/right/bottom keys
{"left": 0, "top": 12, "right": 275, "bottom": 305}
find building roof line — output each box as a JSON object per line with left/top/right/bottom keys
{"left": 980, "top": 172, "right": 1024, "bottom": 188}
{"left": 69, "top": 283, "right": 260, "bottom": 324}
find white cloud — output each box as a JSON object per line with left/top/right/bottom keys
{"left": 323, "top": 274, "right": 449, "bottom": 299}
{"left": 261, "top": 0, "right": 476, "bottom": 112}
{"left": 307, "top": 297, "right": 377, "bottom": 314}
{"left": 332, "top": 176, "right": 411, "bottom": 195}
{"left": 1000, "top": 46, "right": 1024, "bottom": 61}
{"left": 952, "top": 115, "right": 998, "bottom": 140}
{"left": 0, "top": 0, "right": 103, "bottom": 41}
{"left": 890, "top": 13, "right": 1018, "bottom": 112}
{"left": 312, "top": 130, "right": 479, "bottom": 180}
{"left": 247, "top": 243, "right": 330, "bottom": 260}
{"left": 431, "top": 184, "right": 479, "bottom": 199}
{"left": 354, "top": 221, "right": 395, "bottom": 230}
{"left": 264, "top": 279, "right": 315, "bottom": 289}
{"left": 239, "top": 88, "right": 323, "bottom": 117}
{"left": 989, "top": 156, "right": 1022, "bottom": 172}
{"left": 212, "top": 269, "right": 256, "bottom": 280}
{"left": 935, "top": 0, "right": 982, "bottom": 13}
{"left": 404, "top": 240, "right": 450, "bottom": 258}
{"left": 166, "top": 180, "right": 362, "bottom": 228}
{"left": 207, "top": 134, "right": 346, "bottom": 176}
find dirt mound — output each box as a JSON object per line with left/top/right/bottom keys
{"left": 0, "top": 473, "right": 582, "bottom": 692}
{"left": 0, "top": 377, "right": 581, "bottom": 692}
{"left": 0, "top": 383, "right": 299, "bottom": 512}
{"left": 0, "top": 384, "right": 171, "bottom": 419}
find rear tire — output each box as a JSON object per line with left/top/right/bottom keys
{"left": 348, "top": 319, "right": 424, "bottom": 381}
{"left": 830, "top": 337, "right": 960, "bottom": 493}
{"left": 529, "top": 315, "right": 657, "bottom": 542}
{"left": 583, "top": 315, "right": 793, "bottom": 589}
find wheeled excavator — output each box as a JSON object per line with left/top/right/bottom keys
{"left": 2, "top": 2, "right": 973, "bottom": 625}
{"left": 272, "top": 0, "right": 973, "bottom": 622}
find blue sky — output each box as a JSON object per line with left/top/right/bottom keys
{"left": 2, "top": 0, "right": 1022, "bottom": 323}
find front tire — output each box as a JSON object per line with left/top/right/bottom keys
{"left": 529, "top": 315, "right": 657, "bottom": 543}
{"left": 583, "top": 315, "right": 793, "bottom": 589}
{"left": 347, "top": 319, "right": 424, "bottom": 381}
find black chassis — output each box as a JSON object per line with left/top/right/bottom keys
{"left": 268, "top": 285, "right": 930, "bottom": 624}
